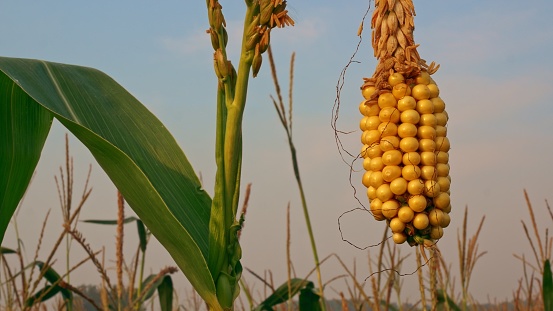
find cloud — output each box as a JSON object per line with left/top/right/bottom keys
{"left": 159, "top": 29, "right": 211, "bottom": 55}
{"left": 271, "top": 16, "right": 324, "bottom": 46}
{"left": 420, "top": 5, "right": 553, "bottom": 67}
{"left": 160, "top": 15, "right": 324, "bottom": 58}
{"left": 442, "top": 71, "right": 548, "bottom": 127}
{"left": 158, "top": 20, "right": 246, "bottom": 62}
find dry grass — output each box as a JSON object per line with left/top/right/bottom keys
{"left": 511, "top": 190, "right": 553, "bottom": 310}
{"left": 1, "top": 142, "right": 551, "bottom": 311}
{"left": 0, "top": 135, "right": 179, "bottom": 311}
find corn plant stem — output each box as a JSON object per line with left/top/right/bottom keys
{"left": 286, "top": 203, "right": 292, "bottom": 311}
{"left": 206, "top": 2, "right": 255, "bottom": 310}
{"left": 65, "top": 236, "right": 70, "bottom": 284}
{"left": 238, "top": 278, "right": 254, "bottom": 310}
{"left": 416, "top": 247, "right": 427, "bottom": 311}
{"left": 12, "top": 218, "right": 28, "bottom": 304}
{"left": 128, "top": 247, "right": 138, "bottom": 308}
{"left": 223, "top": 84, "right": 248, "bottom": 221}
{"left": 2, "top": 253, "right": 20, "bottom": 309}
{"left": 209, "top": 82, "right": 228, "bottom": 279}
{"left": 116, "top": 193, "right": 124, "bottom": 311}
{"left": 135, "top": 249, "right": 146, "bottom": 310}
{"left": 286, "top": 134, "right": 326, "bottom": 311}
{"left": 64, "top": 136, "right": 73, "bottom": 311}
{"left": 65, "top": 236, "right": 73, "bottom": 311}
{"left": 223, "top": 9, "right": 256, "bottom": 220}
{"left": 269, "top": 45, "right": 326, "bottom": 310}
{"left": 430, "top": 249, "right": 437, "bottom": 311}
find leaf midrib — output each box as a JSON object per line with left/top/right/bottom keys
{"left": 40, "top": 61, "right": 81, "bottom": 123}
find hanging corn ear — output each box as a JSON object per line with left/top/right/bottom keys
{"left": 359, "top": 0, "right": 451, "bottom": 246}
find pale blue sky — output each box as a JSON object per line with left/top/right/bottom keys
{"left": 2, "top": 0, "right": 553, "bottom": 305}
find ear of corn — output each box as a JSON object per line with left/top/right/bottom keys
{"left": 360, "top": 0, "right": 450, "bottom": 246}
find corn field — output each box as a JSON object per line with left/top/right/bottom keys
{"left": 1, "top": 0, "right": 553, "bottom": 310}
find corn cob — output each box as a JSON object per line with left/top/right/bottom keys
{"left": 359, "top": 0, "right": 451, "bottom": 246}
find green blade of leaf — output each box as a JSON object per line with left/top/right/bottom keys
{"left": 0, "top": 246, "right": 16, "bottom": 254}
{"left": 25, "top": 285, "right": 62, "bottom": 307}
{"left": 0, "top": 57, "right": 219, "bottom": 308}
{"left": 34, "top": 261, "right": 73, "bottom": 302}
{"left": 82, "top": 216, "right": 139, "bottom": 225}
{"left": 299, "top": 282, "right": 321, "bottom": 311}
{"left": 136, "top": 219, "right": 148, "bottom": 252}
{"left": 138, "top": 274, "right": 173, "bottom": 310}
{"left": 544, "top": 259, "right": 553, "bottom": 311}
{"left": 0, "top": 72, "right": 53, "bottom": 243}
{"left": 253, "top": 278, "right": 311, "bottom": 311}
{"left": 83, "top": 217, "right": 149, "bottom": 251}
{"left": 140, "top": 274, "right": 161, "bottom": 302}
{"left": 158, "top": 275, "right": 174, "bottom": 311}
{"left": 436, "top": 289, "right": 461, "bottom": 311}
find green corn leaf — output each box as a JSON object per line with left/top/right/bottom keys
{"left": 299, "top": 282, "right": 321, "bottom": 311}
{"left": 83, "top": 216, "right": 149, "bottom": 252}
{"left": 544, "top": 259, "right": 553, "bottom": 311}
{"left": 24, "top": 261, "right": 73, "bottom": 306}
{"left": 136, "top": 274, "right": 173, "bottom": 310}
{"left": 139, "top": 274, "right": 165, "bottom": 302}
{"left": 158, "top": 275, "right": 174, "bottom": 311}
{"left": 0, "top": 246, "right": 16, "bottom": 254}
{"left": 25, "top": 285, "right": 62, "bottom": 307}
{"left": 136, "top": 219, "right": 148, "bottom": 252}
{"left": 436, "top": 289, "right": 461, "bottom": 311}
{"left": 0, "top": 69, "right": 53, "bottom": 243}
{"left": 0, "top": 57, "right": 221, "bottom": 309}
{"left": 34, "top": 261, "right": 73, "bottom": 301}
{"left": 82, "top": 216, "right": 139, "bottom": 225}
{"left": 253, "top": 278, "right": 312, "bottom": 311}
{"left": 137, "top": 274, "right": 156, "bottom": 301}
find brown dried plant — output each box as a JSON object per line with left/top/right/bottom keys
{"left": 430, "top": 206, "right": 486, "bottom": 311}
{"left": 512, "top": 190, "right": 553, "bottom": 310}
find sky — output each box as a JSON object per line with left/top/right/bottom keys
{"left": 1, "top": 0, "right": 553, "bottom": 306}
